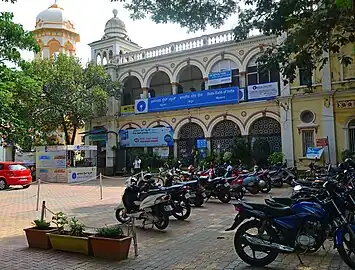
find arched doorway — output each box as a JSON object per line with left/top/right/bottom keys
{"left": 122, "top": 76, "right": 142, "bottom": 106}
{"left": 211, "top": 120, "right": 241, "bottom": 153}
{"left": 249, "top": 117, "right": 281, "bottom": 166}
{"left": 149, "top": 71, "right": 172, "bottom": 97}
{"left": 177, "top": 123, "right": 204, "bottom": 165}
{"left": 348, "top": 119, "right": 355, "bottom": 151}
{"left": 177, "top": 65, "right": 204, "bottom": 93}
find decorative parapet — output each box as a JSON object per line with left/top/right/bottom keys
{"left": 113, "top": 30, "right": 237, "bottom": 65}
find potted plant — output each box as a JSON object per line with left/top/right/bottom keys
{"left": 89, "top": 225, "right": 132, "bottom": 261}
{"left": 24, "top": 219, "right": 57, "bottom": 249}
{"left": 47, "top": 212, "right": 92, "bottom": 255}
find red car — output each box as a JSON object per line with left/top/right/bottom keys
{"left": 0, "top": 162, "right": 32, "bottom": 190}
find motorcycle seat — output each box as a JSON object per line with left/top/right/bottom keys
{"left": 160, "top": 184, "right": 183, "bottom": 191}
{"left": 265, "top": 197, "right": 293, "bottom": 207}
{"left": 225, "top": 176, "right": 237, "bottom": 183}
{"left": 140, "top": 189, "right": 166, "bottom": 200}
{"left": 179, "top": 180, "right": 198, "bottom": 186}
{"left": 247, "top": 202, "right": 293, "bottom": 217}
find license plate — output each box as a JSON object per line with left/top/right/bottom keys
{"left": 224, "top": 183, "right": 229, "bottom": 187}
{"left": 185, "top": 193, "right": 191, "bottom": 199}
{"left": 164, "top": 205, "right": 173, "bottom": 211}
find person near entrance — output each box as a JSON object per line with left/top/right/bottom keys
{"left": 133, "top": 156, "right": 142, "bottom": 175}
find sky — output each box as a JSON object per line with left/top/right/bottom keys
{"left": 1, "top": 0, "right": 239, "bottom": 64}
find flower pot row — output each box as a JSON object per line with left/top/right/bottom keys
{"left": 24, "top": 227, "right": 132, "bottom": 261}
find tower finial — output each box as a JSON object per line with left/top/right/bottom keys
{"left": 113, "top": 9, "right": 118, "bottom": 18}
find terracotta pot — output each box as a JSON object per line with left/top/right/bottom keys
{"left": 89, "top": 235, "right": 132, "bottom": 261}
{"left": 24, "top": 227, "right": 57, "bottom": 249}
{"left": 47, "top": 232, "right": 92, "bottom": 255}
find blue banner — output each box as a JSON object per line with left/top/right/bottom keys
{"left": 119, "top": 127, "right": 174, "bottom": 148}
{"left": 208, "top": 70, "right": 232, "bottom": 86}
{"left": 135, "top": 87, "right": 240, "bottom": 114}
{"left": 306, "top": 147, "right": 324, "bottom": 159}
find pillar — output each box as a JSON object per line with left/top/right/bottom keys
{"left": 203, "top": 77, "right": 209, "bottom": 90}
{"left": 171, "top": 82, "right": 178, "bottom": 94}
{"left": 239, "top": 71, "right": 246, "bottom": 88}
{"left": 142, "top": 87, "right": 148, "bottom": 98}
{"left": 280, "top": 98, "right": 294, "bottom": 166}
{"left": 206, "top": 138, "right": 212, "bottom": 155}
{"left": 174, "top": 139, "right": 178, "bottom": 159}
{"left": 105, "top": 121, "right": 117, "bottom": 176}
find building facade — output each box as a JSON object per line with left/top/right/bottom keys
{"left": 87, "top": 10, "right": 355, "bottom": 175}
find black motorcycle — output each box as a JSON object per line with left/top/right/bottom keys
{"left": 199, "top": 175, "right": 231, "bottom": 203}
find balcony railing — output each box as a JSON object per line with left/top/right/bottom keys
{"left": 113, "top": 30, "right": 237, "bottom": 65}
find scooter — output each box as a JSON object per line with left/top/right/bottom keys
{"left": 115, "top": 177, "right": 173, "bottom": 230}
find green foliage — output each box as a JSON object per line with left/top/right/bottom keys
{"left": 252, "top": 139, "right": 270, "bottom": 167}
{"left": 68, "top": 217, "right": 86, "bottom": 237}
{"left": 231, "top": 138, "right": 252, "bottom": 168}
{"left": 32, "top": 219, "right": 51, "bottom": 230}
{"left": 51, "top": 212, "right": 68, "bottom": 234}
{"left": 24, "top": 53, "right": 121, "bottom": 145}
{"left": 268, "top": 152, "right": 284, "bottom": 165}
{"left": 96, "top": 225, "right": 124, "bottom": 238}
{"left": 342, "top": 149, "right": 355, "bottom": 161}
{"left": 223, "top": 151, "right": 233, "bottom": 162}
{"left": 0, "top": 12, "right": 41, "bottom": 148}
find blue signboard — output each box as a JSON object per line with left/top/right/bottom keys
{"left": 196, "top": 139, "right": 207, "bottom": 149}
{"left": 306, "top": 147, "right": 324, "bottom": 159}
{"left": 135, "top": 87, "right": 240, "bottom": 114}
{"left": 208, "top": 70, "right": 232, "bottom": 86}
{"left": 119, "top": 127, "right": 174, "bottom": 148}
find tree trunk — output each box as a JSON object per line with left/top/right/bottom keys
{"left": 61, "top": 118, "right": 70, "bottom": 145}
{"left": 71, "top": 124, "right": 77, "bottom": 145}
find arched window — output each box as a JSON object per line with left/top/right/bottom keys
{"left": 247, "top": 55, "right": 279, "bottom": 86}
{"left": 349, "top": 119, "right": 355, "bottom": 151}
{"left": 210, "top": 59, "right": 239, "bottom": 89}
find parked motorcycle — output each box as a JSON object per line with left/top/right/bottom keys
{"left": 230, "top": 167, "right": 271, "bottom": 195}
{"left": 199, "top": 175, "right": 231, "bottom": 203}
{"left": 115, "top": 177, "right": 172, "bottom": 230}
{"left": 225, "top": 180, "right": 355, "bottom": 268}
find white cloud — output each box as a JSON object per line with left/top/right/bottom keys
{"left": 1, "top": 0, "right": 238, "bottom": 64}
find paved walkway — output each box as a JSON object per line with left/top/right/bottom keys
{"left": 0, "top": 178, "right": 350, "bottom": 269}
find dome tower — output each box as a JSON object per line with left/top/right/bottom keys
{"left": 32, "top": 1, "right": 80, "bottom": 59}
{"left": 89, "top": 9, "right": 141, "bottom": 66}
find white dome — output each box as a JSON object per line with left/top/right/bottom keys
{"left": 36, "top": 3, "right": 73, "bottom": 26}
{"left": 103, "top": 9, "right": 128, "bottom": 39}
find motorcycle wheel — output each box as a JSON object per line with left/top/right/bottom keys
{"left": 154, "top": 213, "right": 169, "bottom": 230}
{"left": 172, "top": 200, "right": 191, "bottom": 220}
{"left": 194, "top": 195, "right": 204, "bottom": 207}
{"left": 234, "top": 220, "right": 279, "bottom": 267}
{"left": 248, "top": 186, "right": 259, "bottom": 195}
{"left": 234, "top": 189, "right": 244, "bottom": 200}
{"left": 337, "top": 230, "right": 355, "bottom": 269}
{"left": 261, "top": 181, "right": 272, "bottom": 193}
{"left": 115, "top": 209, "right": 131, "bottom": 224}
{"left": 218, "top": 191, "right": 231, "bottom": 203}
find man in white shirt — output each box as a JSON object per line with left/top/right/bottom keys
{"left": 133, "top": 156, "right": 141, "bottom": 174}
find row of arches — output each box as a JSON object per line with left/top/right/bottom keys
{"left": 119, "top": 113, "right": 282, "bottom": 160}
{"left": 120, "top": 54, "right": 280, "bottom": 105}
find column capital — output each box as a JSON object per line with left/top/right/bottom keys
{"left": 239, "top": 71, "right": 247, "bottom": 75}
{"left": 171, "top": 82, "right": 178, "bottom": 86}
{"left": 203, "top": 77, "right": 208, "bottom": 81}
{"left": 141, "top": 87, "right": 148, "bottom": 91}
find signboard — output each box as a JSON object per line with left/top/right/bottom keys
{"left": 316, "top": 138, "right": 329, "bottom": 147}
{"left": 15, "top": 152, "right": 36, "bottom": 164}
{"left": 135, "top": 87, "right": 240, "bottom": 114}
{"left": 36, "top": 151, "right": 66, "bottom": 169}
{"left": 153, "top": 147, "right": 170, "bottom": 158}
{"left": 119, "top": 127, "right": 174, "bottom": 148}
{"left": 196, "top": 139, "right": 207, "bottom": 149}
{"left": 66, "top": 145, "right": 97, "bottom": 151}
{"left": 68, "top": 167, "right": 97, "bottom": 183}
{"left": 121, "top": 105, "right": 135, "bottom": 116}
{"left": 208, "top": 70, "right": 232, "bottom": 86}
{"left": 38, "top": 168, "right": 67, "bottom": 183}
{"left": 247, "top": 82, "right": 278, "bottom": 101}
{"left": 306, "top": 147, "right": 324, "bottom": 159}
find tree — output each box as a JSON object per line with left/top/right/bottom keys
{"left": 25, "top": 53, "right": 120, "bottom": 145}
{"left": 0, "top": 12, "right": 40, "bottom": 149}
{"left": 110, "top": 0, "right": 355, "bottom": 85}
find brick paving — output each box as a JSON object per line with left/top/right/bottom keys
{"left": 0, "top": 178, "right": 351, "bottom": 269}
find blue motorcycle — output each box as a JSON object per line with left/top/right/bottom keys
{"left": 226, "top": 181, "right": 355, "bottom": 268}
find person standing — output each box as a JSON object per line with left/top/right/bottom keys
{"left": 133, "top": 156, "right": 141, "bottom": 175}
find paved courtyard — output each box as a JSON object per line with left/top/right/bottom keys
{"left": 0, "top": 177, "right": 350, "bottom": 270}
